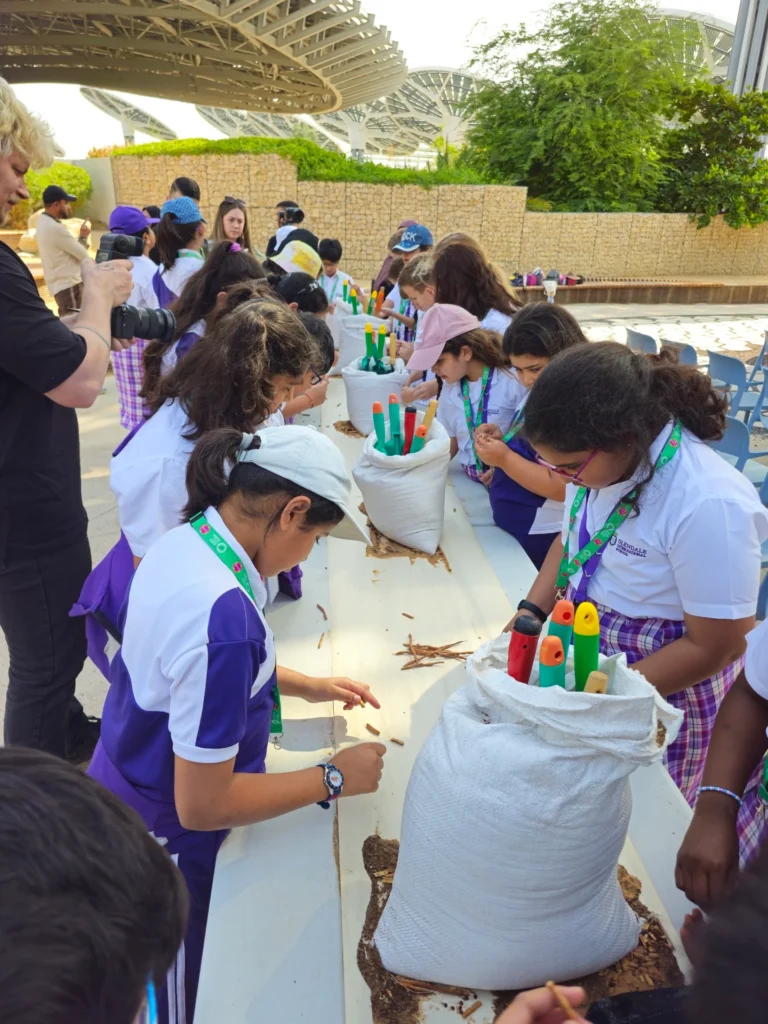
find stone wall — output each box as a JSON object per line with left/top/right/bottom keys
{"left": 112, "top": 153, "right": 768, "bottom": 283}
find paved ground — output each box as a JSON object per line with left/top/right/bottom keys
{"left": 2, "top": 303, "right": 768, "bottom": 734}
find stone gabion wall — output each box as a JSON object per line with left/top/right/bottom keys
{"left": 112, "top": 153, "right": 768, "bottom": 282}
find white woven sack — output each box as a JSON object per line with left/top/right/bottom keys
{"left": 375, "top": 639, "right": 684, "bottom": 990}
{"left": 334, "top": 313, "right": 390, "bottom": 376}
{"left": 352, "top": 415, "right": 451, "bottom": 554}
{"left": 342, "top": 358, "right": 410, "bottom": 435}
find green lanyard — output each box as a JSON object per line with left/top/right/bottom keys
{"left": 461, "top": 366, "right": 492, "bottom": 474}
{"left": 326, "top": 275, "right": 339, "bottom": 302}
{"left": 556, "top": 420, "right": 683, "bottom": 593}
{"left": 190, "top": 512, "right": 282, "bottom": 735}
{"left": 177, "top": 249, "right": 205, "bottom": 261}
{"left": 503, "top": 407, "right": 524, "bottom": 444}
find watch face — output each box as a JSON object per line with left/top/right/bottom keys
{"left": 328, "top": 769, "right": 343, "bottom": 789}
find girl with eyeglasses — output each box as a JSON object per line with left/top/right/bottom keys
{"left": 212, "top": 195, "right": 252, "bottom": 252}
{"left": 507, "top": 341, "right": 768, "bottom": 805}
{"left": 407, "top": 303, "right": 525, "bottom": 485}
{"left": 474, "top": 303, "right": 588, "bottom": 568}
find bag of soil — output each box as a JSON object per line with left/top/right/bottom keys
{"left": 333, "top": 312, "right": 390, "bottom": 376}
{"left": 342, "top": 357, "right": 410, "bottom": 436}
{"left": 352, "top": 413, "right": 451, "bottom": 555}
{"left": 375, "top": 639, "right": 683, "bottom": 990}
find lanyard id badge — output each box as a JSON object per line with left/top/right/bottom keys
{"left": 190, "top": 512, "right": 282, "bottom": 735}
{"left": 555, "top": 421, "right": 682, "bottom": 599}
{"left": 503, "top": 407, "right": 524, "bottom": 444}
{"left": 461, "top": 366, "right": 494, "bottom": 475}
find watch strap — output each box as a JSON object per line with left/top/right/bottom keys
{"left": 517, "top": 599, "right": 548, "bottom": 624}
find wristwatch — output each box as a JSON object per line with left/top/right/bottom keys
{"left": 317, "top": 762, "right": 344, "bottom": 809}
{"left": 517, "top": 599, "right": 547, "bottom": 624}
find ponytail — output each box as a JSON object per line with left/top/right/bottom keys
{"left": 141, "top": 271, "right": 269, "bottom": 408}
{"left": 148, "top": 299, "right": 313, "bottom": 439}
{"left": 524, "top": 341, "right": 727, "bottom": 508}
{"left": 155, "top": 214, "right": 200, "bottom": 271}
{"left": 442, "top": 328, "right": 509, "bottom": 372}
{"left": 183, "top": 428, "right": 345, "bottom": 529}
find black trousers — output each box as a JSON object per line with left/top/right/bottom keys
{"left": 0, "top": 537, "right": 92, "bottom": 757}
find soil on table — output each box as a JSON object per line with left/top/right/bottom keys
{"left": 335, "top": 420, "right": 366, "bottom": 439}
{"left": 359, "top": 837, "right": 683, "bottom": 1024}
{"left": 360, "top": 504, "right": 452, "bottom": 571}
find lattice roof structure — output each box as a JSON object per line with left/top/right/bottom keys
{"left": 0, "top": 0, "right": 407, "bottom": 114}
{"left": 311, "top": 67, "right": 480, "bottom": 156}
{"left": 81, "top": 86, "right": 177, "bottom": 142}
{"left": 196, "top": 102, "right": 340, "bottom": 149}
{"left": 657, "top": 9, "right": 734, "bottom": 83}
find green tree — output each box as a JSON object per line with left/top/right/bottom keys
{"left": 657, "top": 81, "right": 768, "bottom": 228}
{"left": 461, "top": 0, "right": 695, "bottom": 211}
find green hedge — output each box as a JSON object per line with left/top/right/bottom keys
{"left": 113, "top": 136, "right": 487, "bottom": 187}
{"left": 9, "top": 162, "right": 93, "bottom": 228}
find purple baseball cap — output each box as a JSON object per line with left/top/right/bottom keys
{"left": 407, "top": 304, "right": 482, "bottom": 372}
{"left": 109, "top": 205, "right": 159, "bottom": 234}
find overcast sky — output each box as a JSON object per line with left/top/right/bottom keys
{"left": 12, "top": 0, "right": 743, "bottom": 159}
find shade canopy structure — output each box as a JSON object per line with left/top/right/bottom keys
{"left": 729, "top": 0, "right": 768, "bottom": 95}
{"left": 196, "top": 102, "right": 341, "bottom": 149}
{"left": 0, "top": 0, "right": 407, "bottom": 115}
{"left": 81, "top": 86, "right": 177, "bottom": 144}
{"left": 657, "top": 8, "right": 735, "bottom": 84}
{"left": 311, "top": 67, "right": 481, "bottom": 157}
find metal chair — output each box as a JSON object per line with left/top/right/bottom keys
{"left": 707, "top": 351, "right": 748, "bottom": 414}
{"left": 660, "top": 340, "right": 697, "bottom": 366}
{"left": 626, "top": 328, "right": 658, "bottom": 355}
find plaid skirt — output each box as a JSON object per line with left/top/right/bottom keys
{"left": 112, "top": 340, "right": 149, "bottom": 430}
{"left": 590, "top": 600, "right": 741, "bottom": 807}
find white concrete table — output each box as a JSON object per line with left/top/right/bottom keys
{"left": 196, "top": 379, "right": 693, "bottom": 1024}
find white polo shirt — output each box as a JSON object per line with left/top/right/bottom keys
{"left": 562, "top": 424, "right": 768, "bottom": 621}
{"left": 153, "top": 250, "right": 204, "bottom": 308}
{"left": 745, "top": 618, "right": 768, "bottom": 700}
{"left": 437, "top": 369, "right": 525, "bottom": 470}
{"left": 111, "top": 399, "right": 194, "bottom": 558}
{"left": 320, "top": 270, "right": 353, "bottom": 303}
{"left": 481, "top": 309, "right": 513, "bottom": 334}
{"left": 128, "top": 254, "right": 157, "bottom": 308}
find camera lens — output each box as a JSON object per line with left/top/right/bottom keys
{"left": 110, "top": 305, "right": 176, "bottom": 343}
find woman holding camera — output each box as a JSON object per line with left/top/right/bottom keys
{"left": 107, "top": 205, "right": 160, "bottom": 430}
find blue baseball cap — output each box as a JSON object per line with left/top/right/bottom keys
{"left": 394, "top": 224, "right": 433, "bottom": 253}
{"left": 160, "top": 196, "right": 205, "bottom": 224}
{"left": 109, "top": 205, "right": 158, "bottom": 234}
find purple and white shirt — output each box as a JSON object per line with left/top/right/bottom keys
{"left": 161, "top": 318, "right": 206, "bottom": 376}
{"left": 152, "top": 250, "right": 204, "bottom": 309}
{"left": 100, "top": 506, "right": 276, "bottom": 809}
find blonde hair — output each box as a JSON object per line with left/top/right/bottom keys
{"left": 0, "top": 78, "right": 61, "bottom": 168}
{"left": 399, "top": 253, "right": 434, "bottom": 291}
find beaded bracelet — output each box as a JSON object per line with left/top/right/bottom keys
{"left": 697, "top": 785, "right": 742, "bottom": 807}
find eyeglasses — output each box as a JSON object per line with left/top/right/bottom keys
{"left": 223, "top": 196, "right": 246, "bottom": 209}
{"left": 535, "top": 448, "right": 599, "bottom": 483}
{"left": 309, "top": 368, "right": 324, "bottom": 385}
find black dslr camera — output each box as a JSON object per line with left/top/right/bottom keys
{"left": 97, "top": 233, "right": 176, "bottom": 343}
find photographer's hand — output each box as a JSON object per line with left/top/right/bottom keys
{"left": 45, "top": 258, "right": 135, "bottom": 409}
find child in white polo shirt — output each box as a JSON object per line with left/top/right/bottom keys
{"left": 89, "top": 425, "right": 386, "bottom": 1024}
{"left": 408, "top": 303, "right": 525, "bottom": 484}
{"left": 511, "top": 342, "right": 768, "bottom": 806}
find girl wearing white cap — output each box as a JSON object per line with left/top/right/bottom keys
{"left": 408, "top": 303, "right": 525, "bottom": 484}
{"left": 89, "top": 425, "right": 385, "bottom": 1024}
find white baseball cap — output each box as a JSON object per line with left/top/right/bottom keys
{"left": 236, "top": 426, "right": 368, "bottom": 543}
{"left": 272, "top": 240, "right": 322, "bottom": 278}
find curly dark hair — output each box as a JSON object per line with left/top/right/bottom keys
{"left": 523, "top": 341, "right": 727, "bottom": 509}
{"left": 148, "top": 299, "right": 314, "bottom": 440}
{"left": 433, "top": 237, "right": 521, "bottom": 319}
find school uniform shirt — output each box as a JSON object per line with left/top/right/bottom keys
{"left": 562, "top": 424, "right": 768, "bottom": 621}
{"left": 489, "top": 393, "right": 564, "bottom": 536}
{"left": 161, "top": 318, "right": 206, "bottom": 376}
{"left": 110, "top": 398, "right": 194, "bottom": 558}
{"left": 481, "top": 309, "right": 513, "bottom": 334}
{"left": 152, "top": 249, "right": 205, "bottom": 308}
{"left": 436, "top": 369, "right": 525, "bottom": 470}
{"left": 320, "top": 270, "right": 353, "bottom": 303}
{"left": 100, "top": 505, "right": 276, "bottom": 809}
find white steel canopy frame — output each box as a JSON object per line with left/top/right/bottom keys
{"left": 0, "top": 0, "right": 408, "bottom": 114}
